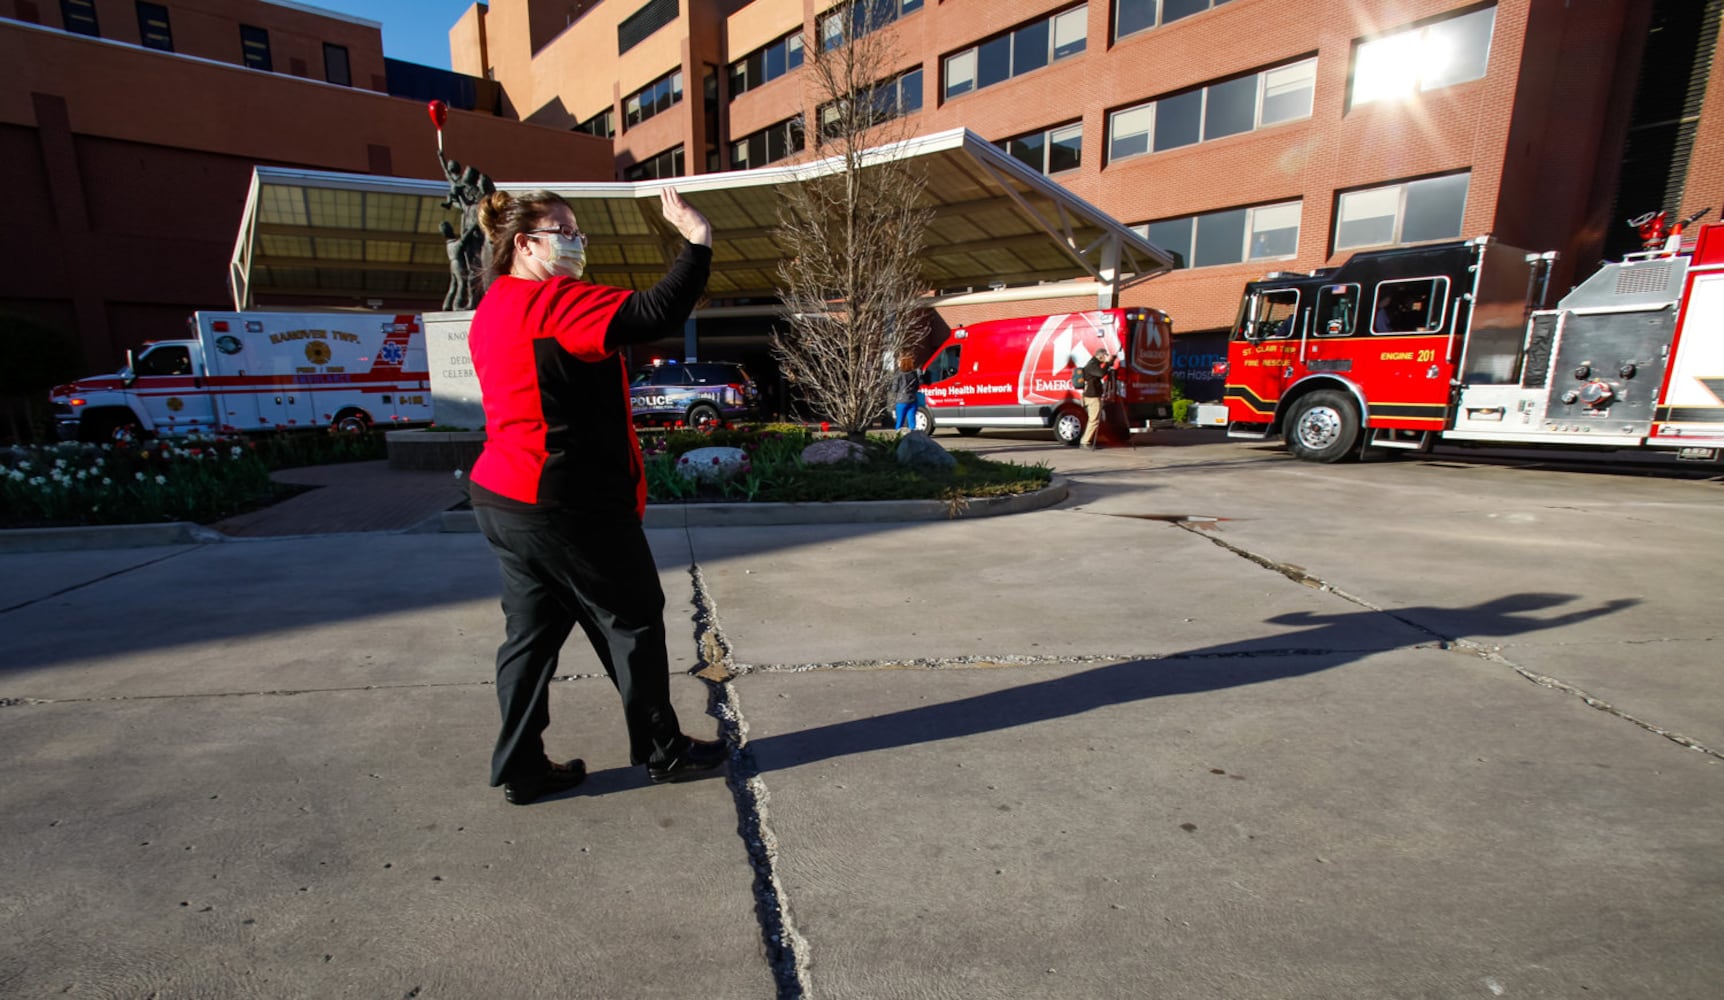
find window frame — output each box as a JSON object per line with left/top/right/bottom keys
{"left": 731, "top": 115, "right": 807, "bottom": 169}
{"left": 1107, "top": 57, "right": 1315, "bottom": 164}
{"left": 997, "top": 121, "right": 1084, "bottom": 176}
{"left": 1315, "top": 283, "right": 1361, "bottom": 337}
{"left": 240, "top": 24, "right": 272, "bottom": 72}
{"left": 819, "top": 0, "right": 924, "bottom": 51}
{"left": 323, "top": 42, "right": 351, "bottom": 86}
{"left": 943, "top": 4, "right": 1087, "bottom": 101}
{"left": 1114, "top": 0, "right": 1233, "bottom": 44}
{"left": 1333, "top": 173, "right": 1471, "bottom": 252}
{"left": 1369, "top": 277, "right": 1451, "bottom": 335}
{"left": 1140, "top": 199, "right": 1303, "bottom": 271}
{"left": 136, "top": 1, "right": 172, "bottom": 52}
{"left": 624, "top": 69, "right": 684, "bottom": 130}
{"left": 730, "top": 30, "right": 806, "bottom": 99}
{"left": 623, "top": 145, "right": 686, "bottom": 181}
{"left": 61, "top": 0, "right": 100, "bottom": 37}
{"left": 1349, "top": 5, "right": 1496, "bottom": 109}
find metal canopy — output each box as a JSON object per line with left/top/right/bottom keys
{"left": 229, "top": 127, "right": 1175, "bottom": 311}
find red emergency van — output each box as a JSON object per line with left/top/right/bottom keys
{"left": 915, "top": 308, "right": 1174, "bottom": 445}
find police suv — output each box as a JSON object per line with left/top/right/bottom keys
{"left": 629, "top": 360, "right": 760, "bottom": 429}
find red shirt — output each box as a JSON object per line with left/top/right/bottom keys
{"left": 468, "top": 274, "right": 644, "bottom": 516}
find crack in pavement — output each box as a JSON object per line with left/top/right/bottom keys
{"left": 1169, "top": 521, "right": 1724, "bottom": 762}
{"left": 687, "top": 564, "right": 811, "bottom": 999}
{"left": 0, "top": 674, "right": 612, "bottom": 706}
{"left": 0, "top": 545, "right": 208, "bottom": 616}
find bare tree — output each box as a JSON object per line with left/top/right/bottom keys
{"left": 772, "top": 1, "right": 934, "bottom": 437}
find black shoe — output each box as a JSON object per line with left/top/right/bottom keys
{"left": 647, "top": 738, "right": 727, "bottom": 784}
{"left": 503, "top": 758, "right": 587, "bottom": 805}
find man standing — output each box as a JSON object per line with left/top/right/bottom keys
{"left": 1079, "top": 347, "right": 1115, "bottom": 449}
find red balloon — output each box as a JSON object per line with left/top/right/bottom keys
{"left": 427, "top": 100, "right": 448, "bottom": 130}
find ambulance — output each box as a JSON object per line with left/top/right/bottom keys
{"left": 51, "top": 311, "right": 430, "bottom": 442}
{"left": 915, "top": 308, "right": 1174, "bottom": 445}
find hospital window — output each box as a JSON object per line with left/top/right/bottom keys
{"left": 944, "top": 5, "right": 1086, "bottom": 100}
{"left": 1334, "top": 173, "right": 1470, "bottom": 250}
{"left": 1108, "top": 58, "right": 1314, "bottom": 162}
{"left": 1350, "top": 5, "right": 1496, "bottom": 108}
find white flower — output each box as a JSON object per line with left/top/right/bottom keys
{"left": 154, "top": 474, "right": 166, "bottom": 485}
{"left": 230, "top": 446, "right": 243, "bottom": 459}
{"left": 452, "top": 469, "right": 465, "bottom": 479}
{"left": 77, "top": 469, "right": 88, "bottom": 480}
{"left": 102, "top": 477, "right": 112, "bottom": 486}
{"left": 135, "top": 471, "right": 144, "bottom": 481}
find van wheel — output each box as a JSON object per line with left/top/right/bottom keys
{"left": 1284, "top": 390, "right": 1360, "bottom": 463}
{"left": 955, "top": 427, "right": 982, "bottom": 437}
{"left": 1053, "top": 407, "right": 1084, "bottom": 446}
{"left": 687, "top": 402, "right": 722, "bottom": 429}
{"left": 333, "top": 410, "right": 371, "bottom": 434}
{"left": 913, "top": 407, "right": 934, "bottom": 434}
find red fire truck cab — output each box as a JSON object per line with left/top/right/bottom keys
{"left": 1221, "top": 227, "right": 1724, "bottom": 464}
{"left": 916, "top": 307, "right": 1174, "bottom": 445}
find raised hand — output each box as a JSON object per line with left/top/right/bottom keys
{"left": 660, "top": 187, "right": 713, "bottom": 247}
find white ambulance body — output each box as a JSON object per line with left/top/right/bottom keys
{"left": 51, "top": 311, "right": 430, "bottom": 441}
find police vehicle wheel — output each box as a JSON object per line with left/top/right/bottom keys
{"left": 1285, "top": 390, "right": 1360, "bottom": 463}
{"left": 913, "top": 407, "right": 934, "bottom": 434}
{"left": 956, "top": 427, "right": 982, "bottom": 437}
{"left": 1053, "top": 407, "right": 1085, "bottom": 447}
{"left": 687, "top": 402, "right": 722, "bottom": 429}
{"left": 333, "top": 410, "right": 371, "bottom": 434}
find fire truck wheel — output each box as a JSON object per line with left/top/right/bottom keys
{"left": 687, "top": 403, "right": 722, "bottom": 429}
{"left": 333, "top": 410, "right": 371, "bottom": 434}
{"left": 913, "top": 407, "right": 935, "bottom": 434}
{"left": 1285, "top": 390, "right": 1360, "bottom": 463}
{"left": 1053, "top": 407, "right": 1085, "bottom": 447}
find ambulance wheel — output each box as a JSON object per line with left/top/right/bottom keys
{"left": 333, "top": 410, "right": 371, "bottom": 434}
{"left": 86, "top": 413, "right": 142, "bottom": 445}
{"left": 687, "top": 402, "right": 722, "bottom": 429}
{"left": 956, "top": 427, "right": 982, "bottom": 437}
{"left": 1285, "top": 390, "right": 1360, "bottom": 463}
{"left": 1053, "top": 407, "right": 1085, "bottom": 447}
{"left": 913, "top": 407, "right": 934, "bottom": 434}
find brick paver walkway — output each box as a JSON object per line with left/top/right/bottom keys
{"left": 210, "top": 460, "right": 466, "bottom": 537}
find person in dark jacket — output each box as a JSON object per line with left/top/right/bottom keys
{"left": 468, "top": 187, "right": 724, "bottom": 805}
{"left": 890, "top": 354, "right": 921, "bottom": 431}
{"left": 1079, "top": 347, "right": 1116, "bottom": 449}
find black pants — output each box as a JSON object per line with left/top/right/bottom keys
{"left": 475, "top": 503, "right": 685, "bottom": 785}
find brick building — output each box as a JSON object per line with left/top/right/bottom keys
{"left": 0, "top": 0, "right": 613, "bottom": 412}
{"left": 450, "top": 0, "right": 1720, "bottom": 396}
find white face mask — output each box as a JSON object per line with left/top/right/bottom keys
{"left": 529, "top": 233, "right": 587, "bottom": 279}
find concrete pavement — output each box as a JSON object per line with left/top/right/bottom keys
{"left": 2, "top": 432, "right": 1721, "bottom": 998}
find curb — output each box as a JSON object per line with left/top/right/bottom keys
{"left": 1, "top": 479, "right": 1070, "bottom": 551}
{"left": 0, "top": 522, "right": 226, "bottom": 554}
{"left": 429, "top": 476, "right": 1070, "bottom": 532}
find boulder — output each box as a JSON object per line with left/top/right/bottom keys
{"left": 896, "top": 430, "right": 956, "bottom": 471}
{"left": 801, "top": 438, "right": 867, "bottom": 465}
{"left": 674, "top": 446, "right": 750, "bottom": 483}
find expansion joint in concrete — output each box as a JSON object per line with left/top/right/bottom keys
{"left": 1172, "top": 521, "right": 1723, "bottom": 762}
{"left": 0, "top": 545, "right": 205, "bottom": 616}
{"left": 687, "top": 564, "right": 812, "bottom": 999}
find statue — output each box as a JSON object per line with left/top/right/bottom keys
{"left": 440, "top": 158, "right": 495, "bottom": 311}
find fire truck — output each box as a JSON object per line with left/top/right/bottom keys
{"left": 1220, "top": 224, "right": 1724, "bottom": 464}
{"left": 50, "top": 311, "right": 430, "bottom": 442}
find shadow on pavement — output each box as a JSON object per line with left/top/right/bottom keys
{"left": 577, "top": 592, "right": 1637, "bottom": 789}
